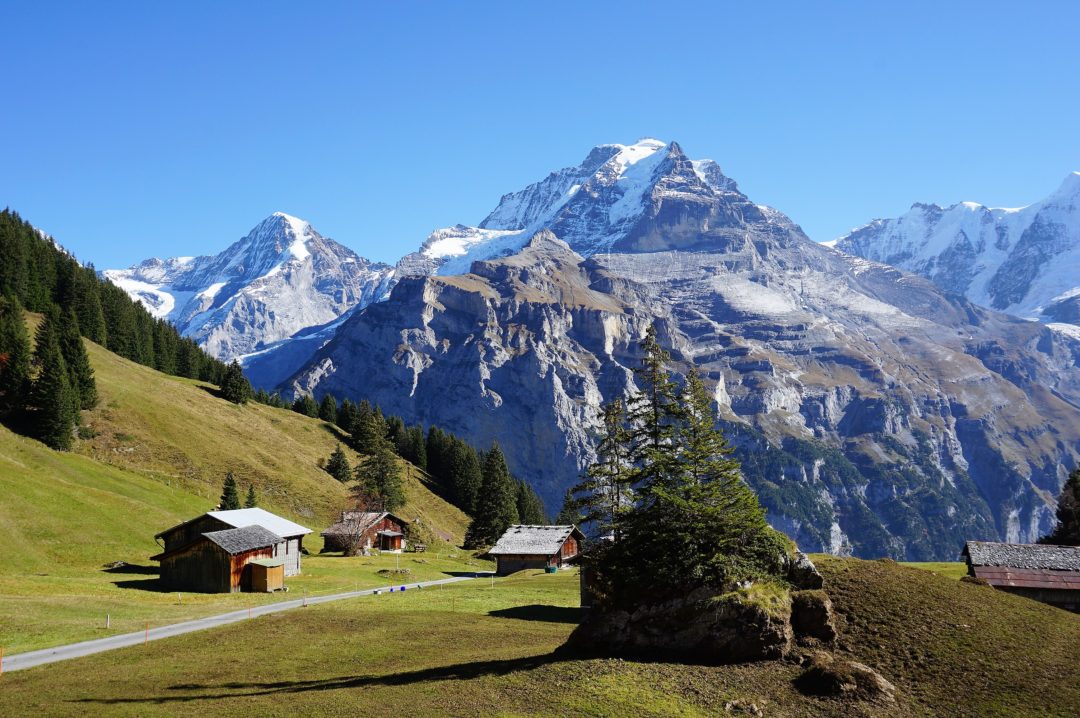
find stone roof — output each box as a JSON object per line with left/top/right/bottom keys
{"left": 208, "top": 508, "right": 312, "bottom": 537}
{"left": 488, "top": 525, "right": 582, "bottom": 556}
{"left": 321, "top": 512, "right": 408, "bottom": 537}
{"left": 963, "top": 541, "right": 1080, "bottom": 571}
{"left": 202, "top": 525, "right": 283, "bottom": 555}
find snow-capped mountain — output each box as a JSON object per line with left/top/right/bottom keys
{"left": 834, "top": 172, "right": 1080, "bottom": 330}
{"left": 285, "top": 140, "right": 1080, "bottom": 560}
{"left": 396, "top": 139, "right": 752, "bottom": 275}
{"left": 105, "top": 213, "right": 394, "bottom": 361}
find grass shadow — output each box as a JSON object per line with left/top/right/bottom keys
{"left": 318, "top": 422, "right": 351, "bottom": 443}
{"left": 442, "top": 571, "right": 491, "bottom": 578}
{"left": 112, "top": 577, "right": 172, "bottom": 592}
{"left": 102, "top": 563, "right": 159, "bottom": 575}
{"left": 72, "top": 653, "right": 566, "bottom": 705}
{"left": 488, "top": 605, "right": 582, "bottom": 624}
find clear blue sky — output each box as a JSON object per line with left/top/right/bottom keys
{"left": 3, "top": 2, "right": 1079, "bottom": 269}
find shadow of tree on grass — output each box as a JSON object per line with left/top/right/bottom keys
{"left": 488, "top": 605, "right": 582, "bottom": 624}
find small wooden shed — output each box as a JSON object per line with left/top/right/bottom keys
{"left": 963, "top": 540, "right": 1080, "bottom": 612}
{"left": 489, "top": 525, "right": 584, "bottom": 575}
{"left": 250, "top": 557, "right": 285, "bottom": 593}
{"left": 152, "top": 525, "right": 284, "bottom": 593}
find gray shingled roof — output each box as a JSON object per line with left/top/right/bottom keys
{"left": 964, "top": 541, "right": 1080, "bottom": 571}
{"left": 203, "top": 525, "right": 283, "bottom": 555}
{"left": 488, "top": 525, "right": 581, "bottom": 556}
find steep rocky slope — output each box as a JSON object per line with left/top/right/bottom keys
{"left": 287, "top": 141, "right": 1080, "bottom": 559}
{"left": 105, "top": 212, "right": 394, "bottom": 362}
{"left": 834, "top": 172, "right": 1080, "bottom": 330}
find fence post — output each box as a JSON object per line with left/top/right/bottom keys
{"left": 144, "top": 622, "right": 149, "bottom": 645}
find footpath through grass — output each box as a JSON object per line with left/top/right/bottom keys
{"left": 2, "top": 560, "right": 1077, "bottom": 717}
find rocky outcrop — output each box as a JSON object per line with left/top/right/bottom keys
{"left": 794, "top": 651, "right": 896, "bottom": 703}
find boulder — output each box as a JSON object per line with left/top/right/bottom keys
{"left": 791, "top": 590, "right": 837, "bottom": 644}
{"left": 795, "top": 651, "right": 896, "bottom": 702}
{"left": 787, "top": 551, "right": 824, "bottom": 589}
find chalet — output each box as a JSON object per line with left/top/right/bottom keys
{"left": 962, "top": 540, "right": 1080, "bottom": 612}
{"left": 321, "top": 511, "right": 410, "bottom": 553}
{"left": 489, "top": 524, "right": 584, "bottom": 575}
{"left": 154, "top": 508, "right": 312, "bottom": 577}
{"left": 152, "top": 525, "right": 283, "bottom": 593}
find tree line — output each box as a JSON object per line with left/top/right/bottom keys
{"left": 0, "top": 209, "right": 230, "bottom": 449}
{"left": 298, "top": 391, "right": 546, "bottom": 538}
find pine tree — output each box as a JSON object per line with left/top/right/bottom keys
{"left": 464, "top": 442, "right": 519, "bottom": 548}
{"left": 354, "top": 438, "right": 405, "bottom": 511}
{"left": 353, "top": 408, "right": 389, "bottom": 455}
{"left": 58, "top": 306, "right": 97, "bottom": 409}
{"left": 318, "top": 394, "right": 339, "bottom": 423}
{"left": 568, "top": 398, "right": 633, "bottom": 538}
{"left": 448, "top": 436, "right": 483, "bottom": 514}
{"left": 1040, "top": 468, "right": 1080, "bottom": 546}
{"left": 220, "top": 360, "right": 251, "bottom": 404}
{"left": 219, "top": 472, "right": 241, "bottom": 510}
{"left": 326, "top": 443, "right": 353, "bottom": 483}
{"left": 29, "top": 310, "right": 77, "bottom": 450}
{"left": 400, "top": 424, "right": 427, "bottom": 469}
{"left": 0, "top": 296, "right": 32, "bottom": 413}
{"left": 555, "top": 489, "right": 584, "bottom": 525}
{"left": 625, "top": 324, "right": 682, "bottom": 494}
{"left": 516, "top": 480, "right": 547, "bottom": 524}
{"left": 292, "top": 394, "right": 319, "bottom": 417}
{"left": 337, "top": 398, "right": 358, "bottom": 433}
{"left": 244, "top": 484, "right": 258, "bottom": 508}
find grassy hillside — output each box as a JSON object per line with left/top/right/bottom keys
{"left": 0, "top": 332, "right": 472, "bottom": 653}
{"left": 1, "top": 559, "right": 1077, "bottom": 716}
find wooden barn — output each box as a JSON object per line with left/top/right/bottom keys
{"left": 155, "top": 508, "right": 312, "bottom": 577}
{"left": 152, "top": 525, "right": 283, "bottom": 593}
{"left": 321, "top": 511, "right": 410, "bottom": 553}
{"left": 489, "top": 525, "right": 584, "bottom": 575}
{"left": 963, "top": 540, "right": 1080, "bottom": 612}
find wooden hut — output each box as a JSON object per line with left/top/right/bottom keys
{"left": 321, "top": 511, "right": 410, "bottom": 553}
{"left": 489, "top": 525, "right": 584, "bottom": 575}
{"left": 155, "top": 508, "right": 312, "bottom": 577}
{"left": 963, "top": 540, "right": 1080, "bottom": 611}
{"left": 250, "top": 558, "right": 285, "bottom": 593}
{"left": 152, "top": 525, "right": 283, "bottom": 593}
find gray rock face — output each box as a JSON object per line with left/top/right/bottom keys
{"left": 105, "top": 213, "right": 395, "bottom": 363}
{"left": 286, "top": 142, "right": 1080, "bottom": 560}
{"left": 835, "top": 172, "right": 1080, "bottom": 330}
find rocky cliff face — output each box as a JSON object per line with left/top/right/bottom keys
{"left": 834, "top": 172, "right": 1080, "bottom": 330}
{"left": 105, "top": 213, "right": 394, "bottom": 363}
{"left": 286, "top": 142, "right": 1080, "bottom": 560}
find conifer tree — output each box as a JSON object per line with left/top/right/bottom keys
{"left": 568, "top": 398, "right": 633, "bottom": 538}
{"left": 220, "top": 360, "right": 251, "bottom": 404}
{"left": 0, "top": 296, "right": 32, "bottom": 413}
{"left": 29, "top": 310, "right": 77, "bottom": 450}
{"left": 448, "top": 436, "right": 483, "bottom": 514}
{"left": 625, "top": 324, "right": 682, "bottom": 493}
{"left": 354, "top": 438, "right": 405, "bottom": 511}
{"left": 555, "top": 489, "right": 584, "bottom": 525}
{"left": 326, "top": 443, "right": 353, "bottom": 483}
{"left": 516, "top": 479, "right": 547, "bottom": 525}
{"left": 318, "top": 394, "right": 339, "bottom": 423}
{"left": 292, "top": 394, "right": 319, "bottom": 417}
{"left": 353, "top": 408, "right": 389, "bottom": 455}
{"left": 1040, "top": 468, "right": 1080, "bottom": 546}
{"left": 58, "top": 306, "right": 97, "bottom": 409}
{"left": 219, "top": 472, "right": 241, "bottom": 510}
{"left": 337, "top": 398, "right": 358, "bottom": 433}
{"left": 464, "top": 442, "right": 519, "bottom": 548}
{"left": 244, "top": 484, "right": 258, "bottom": 508}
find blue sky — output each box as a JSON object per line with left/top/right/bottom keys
{"left": 3, "top": 2, "right": 1079, "bottom": 268}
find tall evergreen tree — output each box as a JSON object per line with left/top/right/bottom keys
{"left": 555, "top": 489, "right": 584, "bottom": 525}
{"left": 352, "top": 408, "right": 389, "bottom": 455}
{"left": 244, "top": 484, "right": 258, "bottom": 508}
{"left": 337, "top": 398, "right": 359, "bottom": 433}
{"left": 448, "top": 436, "right": 483, "bottom": 514}
{"left": 326, "top": 443, "right": 353, "bottom": 483}
{"left": 219, "top": 472, "right": 241, "bottom": 510}
{"left": 516, "top": 479, "right": 547, "bottom": 525}
{"left": 568, "top": 398, "right": 633, "bottom": 538}
{"left": 1040, "top": 468, "right": 1080, "bottom": 546}
{"left": 399, "top": 424, "right": 427, "bottom": 470}
{"left": 318, "top": 394, "right": 339, "bottom": 423}
{"left": 464, "top": 442, "right": 519, "bottom": 548}
{"left": 625, "top": 324, "right": 682, "bottom": 493}
{"left": 220, "top": 360, "right": 252, "bottom": 404}
{"left": 0, "top": 296, "right": 32, "bottom": 413}
{"left": 354, "top": 438, "right": 405, "bottom": 511}
{"left": 292, "top": 394, "right": 319, "bottom": 417}
{"left": 28, "top": 315, "right": 76, "bottom": 450}
{"left": 58, "top": 306, "right": 97, "bottom": 409}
